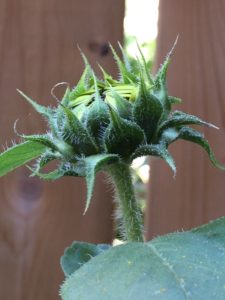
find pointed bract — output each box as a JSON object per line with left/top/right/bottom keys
{"left": 132, "top": 143, "right": 176, "bottom": 175}
{"left": 177, "top": 127, "right": 225, "bottom": 170}
{"left": 17, "top": 89, "right": 53, "bottom": 118}
{"left": 83, "top": 154, "right": 119, "bottom": 213}
{"left": 133, "top": 76, "right": 163, "bottom": 143}
{"left": 109, "top": 44, "right": 137, "bottom": 84}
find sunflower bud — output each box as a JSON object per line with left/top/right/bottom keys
{"left": 0, "top": 43, "right": 223, "bottom": 212}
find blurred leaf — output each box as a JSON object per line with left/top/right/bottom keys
{"left": 0, "top": 141, "right": 46, "bottom": 177}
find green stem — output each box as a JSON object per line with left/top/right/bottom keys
{"left": 107, "top": 162, "right": 144, "bottom": 242}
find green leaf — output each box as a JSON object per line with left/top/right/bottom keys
{"left": 82, "top": 154, "right": 119, "bottom": 213}
{"left": 17, "top": 89, "right": 53, "bottom": 118}
{"left": 104, "top": 108, "right": 145, "bottom": 160}
{"left": 61, "top": 242, "right": 111, "bottom": 277}
{"left": 133, "top": 79, "right": 163, "bottom": 143}
{"left": 177, "top": 127, "right": 225, "bottom": 170}
{"left": 61, "top": 217, "right": 225, "bottom": 300}
{"left": 132, "top": 144, "right": 176, "bottom": 174}
{"left": 0, "top": 141, "right": 46, "bottom": 177}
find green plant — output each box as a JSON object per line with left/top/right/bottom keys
{"left": 0, "top": 43, "right": 224, "bottom": 299}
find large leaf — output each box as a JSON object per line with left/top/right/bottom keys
{"left": 61, "top": 242, "right": 111, "bottom": 277}
{"left": 61, "top": 217, "right": 225, "bottom": 300}
{"left": 0, "top": 141, "right": 46, "bottom": 177}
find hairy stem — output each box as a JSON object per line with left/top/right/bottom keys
{"left": 107, "top": 162, "right": 144, "bottom": 242}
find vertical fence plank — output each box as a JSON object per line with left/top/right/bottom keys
{"left": 0, "top": 1, "right": 124, "bottom": 299}
{"left": 146, "top": 0, "right": 225, "bottom": 239}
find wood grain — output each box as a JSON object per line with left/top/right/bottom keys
{"left": 0, "top": 1, "right": 124, "bottom": 299}
{"left": 146, "top": 0, "right": 225, "bottom": 239}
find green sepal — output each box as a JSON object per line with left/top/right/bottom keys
{"left": 133, "top": 79, "right": 163, "bottom": 143}
{"left": 153, "top": 40, "right": 178, "bottom": 119}
{"left": 118, "top": 42, "right": 138, "bottom": 82}
{"left": 69, "top": 59, "right": 92, "bottom": 104}
{"left": 154, "top": 55, "right": 170, "bottom": 88}
{"left": 109, "top": 44, "right": 137, "bottom": 84}
{"left": 98, "top": 65, "right": 118, "bottom": 86}
{"left": 176, "top": 127, "right": 225, "bottom": 170}
{"left": 132, "top": 144, "right": 176, "bottom": 174}
{"left": 17, "top": 89, "right": 53, "bottom": 118}
{"left": 158, "top": 110, "right": 217, "bottom": 135}
{"left": 61, "top": 241, "right": 111, "bottom": 277}
{"left": 153, "top": 59, "right": 170, "bottom": 117}
{"left": 82, "top": 154, "right": 119, "bottom": 213}
{"left": 60, "top": 106, "right": 98, "bottom": 156}
{"left": 61, "top": 86, "right": 71, "bottom": 106}
{"left": 105, "top": 87, "right": 132, "bottom": 120}
{"left": 0, "top": 141, "right": 46, "bottom": 177}
{"left": 86, "top": 77, "right": 110, "bottom": 146}
{"left": 136, "top": 42, "right": 154, "bottom": 85}
{"left": 72, "top": 104, "right": 89, "bottom": 122}
{"left": 104, "top": 108, "right": 145, "bottom": 160}
{"left": 69, "top": 93, "right": 93, "bottom": 109}
{"left": 154, "top": 38, "right": 177, "bottom": 88}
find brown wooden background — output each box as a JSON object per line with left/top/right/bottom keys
{"left": 146, "top": 0, "right": 225, "bottom": 239}
{"left": 1, "top": 0, "right": 225, "bottom": 299}
{"left": 0, "top": 1, "right": 124, "bottom": 299}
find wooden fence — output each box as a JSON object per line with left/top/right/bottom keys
{"left": 146, "top": 0, "right": 225, "bottom": 238}
{"left": 1, "top": 0, "right": 225, "bottom": 299}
